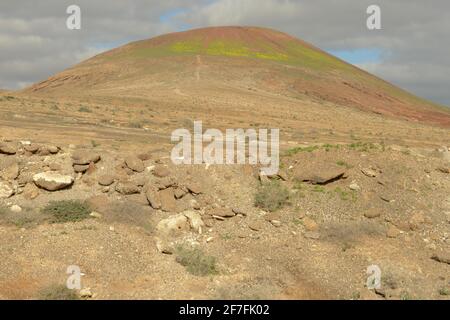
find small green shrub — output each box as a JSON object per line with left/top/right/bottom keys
{"left": 284, "top": 145, "right": 319, "bottom": 156}
{"left": 78, "top": 106, "right": 92, "bottom": 113}
{"left": 254, "top": 181, "right": 290, "bottom": 212}
{"left": 439, "top": 287, "right": 449, "bottom": 296}
{"left": 37, "top": 284, "right": 79, "bottom": 300}
{"left": 128, "top": 121, "right": 143, "bottom": 128}
{"left": 336, "top": 160, "right": 352, "bottom": 169}
{"left": 312, "top": 185, "right": 326, "bottom": 193}
{"left": 175, "top": 246, "right": 218, "bottom": 276}
{"left": 42, "top": 200, "right": 91, "bottom": 223}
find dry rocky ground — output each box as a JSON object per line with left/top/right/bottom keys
{"left": 0, "top": 116, "right": 449, "bottom": 299}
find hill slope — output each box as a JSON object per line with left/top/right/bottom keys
{"left": 24, "top": 26, "right": 450, "bottom": 126}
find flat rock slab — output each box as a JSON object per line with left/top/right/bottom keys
{"left": 125, "top": 156, "right": 145, "bottom": 173}
{"left": 293, "top": 163, "right": 346, "bottom": 185}
{"left": 72, "top": 150, "right": 101, "bottom": 165}
{"left": 159, "top": 188, "right": 178, "bottom": 212}
{"left": 33, "top": 172, "right": 74, "bottom": 191}
{"left": 115, "top": 182, "right": 140, "bottom": 195}
{"left": 431, "top": 253, "right": 450, "bottom": 265}
{"left": 208, "top": 207, "right": 235, "bottom": 218}
{"left": 0, "top": 142, "right": 17, "bottom": 155}
{"left": 0, "top": 182, "right": 14, "bottom": 198}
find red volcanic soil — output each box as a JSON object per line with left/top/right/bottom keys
{"left": 22, "top": 26, "right": 450, "bottom": 128}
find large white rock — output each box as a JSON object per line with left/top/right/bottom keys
{"left": 183, "top": 211, "right": 205, "bottom": 234}
{"left": 33, "top": 172, "right": 74, "bottom": 191}
{"left": 156, "top": 214, "right": 190, "bottom": 237}
{"left": 0, "top": 182, "right": 14, "bottom": 198}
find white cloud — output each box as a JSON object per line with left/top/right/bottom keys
{"left": 0, "top": 0, "right": 449, "bottom": 106}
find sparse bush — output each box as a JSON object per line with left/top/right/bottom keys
{"left": 312, "top": 185, "right": 326, "bottom": 193}
{"left": 254, "top": 181, "right": 290, "bottom": 212}
{"left": 37, "top": 284, "right": 79, "bottom": 300}
{"left": 42, "top": 200, "right": 91, "bottom": 223}
{"left": 334, "top": 187, "right": 357, "bottom": 201}
{"left": 175, "top": 246, "right": 218, "bottom": 276}
{"left": 91, "top": 140, "right": 100, "bottom": 148}
{"left": 78, "top": 106, "right": 92, "bottom": 113}
{"left": 438, "top": 287, "right": 449, "bottom": 296}
{"left": 336, "top": 160, "right": 352, "bottom": 169}
{"left": 128, "top": 121, "right": 143, "bottom": 128}
{"left": 348, "top": 142, "right": 377, "bottom": 152}
{"left": 284, "top": 145, "right": 319, "bottom": 156}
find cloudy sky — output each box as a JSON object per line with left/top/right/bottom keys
{"left": 1, "top": 0, "right": 449, "bottom": 106}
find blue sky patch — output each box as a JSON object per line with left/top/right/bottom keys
{"left": 327, "top": 48, "right": 383, "bottom": 64}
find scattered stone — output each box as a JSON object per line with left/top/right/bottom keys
{"left": 159, "top": 188, "right": 178, "bottom": 212}
{"left": 362, "top": 168, "right": 378, "bottom": 178}
{"left": 349, "top": 181, "right": 361, "bottom": 191}
{"left": 303, "top": 216, "right": 319, "bottom": 231}
{"left": 17, "top": 172, "right": 33, "bottom": 186}
{"left": 380, "top": 195, "right": 395, "bottom": 203}
{"left": 125, "top": 156, "right": 145, "bottom": 173}
{"left": 304, "top": 231, "right": 320, "bottom": 240}
{"left": 153, "top": 165, "right": 170, "bottom": 178}
{"left": 79, "top": 288, "right": 93, "bottom": 298}
{"left": 431, "top": 253, "right": 450, "bottom": 265}
{"left": 48, "top": 145, "right": 59, "bottom": 154}
{"left": 437, "top": 166, "right": 450, "bottom": 174}
{"left": 156, "top": 214, "right": 190, "bottom": 237}
{"left": 155, "top": 238, "right": 175, "bottom": 254}
{"left": 271, "top": 220, "right": 282, "bottom": 227}
{"left": 364, "top": 209, "right": 381, "bottom": 219}
{"left": 183, "top": 211, "right": 204, "bottom": 233}
{"left": 10, "top": 205, "right": 22, "bottom": 213}
{"left": 248, "top": 220, "right": 264, "bottom": 231}
{"left": 86, "top": 162, "right": 96, "bottom": 175}
{"left": 137, "top": 152, "right": 152, "bottom": 161}
{"left": 24, "top": 144, "right": 40, "bottom": 153}
{"left": 49, "top": 163, "right": 61, "bottom": 171}
{"left": 186, "top": 182, "right": 203, "bottom": 195}
{"left": 33, "top": 172, "right": 74, "bottom": 191}
{"left": 263, "top": 212, "right": 281, "bottom": 222}
{"left": 174, "top": 188, "right": 187, "bottom": 199}
{"left": 90, "top": 211, "right": 102, "bottom": 219}
{"left": 72, "top": 150, "right": 101, "bottom": 165}
{"left": 146, "top": 186, "right": 161, "bottom": 210}
{"left": 386, "top": 225, "right": 401, "bottom": 238}
{"left": 409, "top": 212, "right": 425, "bottom": 231}
{"left": 232, "top": 207, "right": 246, "bottom": 216}
{"left": 98, "top": 174, "right": 115, "bottom": 186}
{"left": 131, "top": 175, "right": 147, "bottom": 187}
{"left": 294, "top": 164, "right": 346, "bottom": 185}
{"left": 1, "top": 162, "right": 19, "bottom": 180}
{"left": 208, "top": 207, "right": 235, "bottom": 218}
{"left": 0, "top": 142, "right": 16, "bottom": 155}
{"left": 115, "top": 181, "right": 140, "bottom": 195}
{"left": 155, "top": 177, "right": 177, "bottom": 190}
{"left": 22, "top": 183, "right": 39, "bottom": 199}
{"left": 37, "top": 146, "right": 51, "bottom": 156}
{"left": 73, "top": 164, "right": 90, "bottom": 173}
